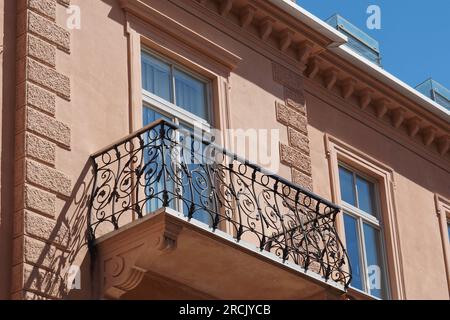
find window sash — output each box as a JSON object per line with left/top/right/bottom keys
{"left": 143, "top": 90, "right": 211, "bottom": 131}
{"left": 338, "top": 164, "right": 389, "bottom": 299}
{"left": 141, "top": 49, "right": 211, "bottom": 124}
{"left": 339, "top": 163, "right": 379, "bottom": 219}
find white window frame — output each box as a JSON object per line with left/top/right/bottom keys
{"left": 339, "top": 163, "right": 391, "bottom": 299}
{"left": 141, "top": 48, "right": 213, "bottom": 132}
{"left": 140, "top": 48, "right": 215, "bottom": 221}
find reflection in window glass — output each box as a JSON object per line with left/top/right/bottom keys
{"left": 339, "top": 164, "right": 389, "bottom": 299}
{"left": 363, "top": 223, "right": 386, "bottom": 299}
{"left": 174, "top": 69, "right": 208, "bottom": 121}
{"left": 339, "top": 166, "right": 356, "bottom": 206}
{"left": 356, "top": 175, "right": 376, "bottom": 216}
{"left": 141, "top": 53, "right": 172, "bottom": 102}
{"left": 344, "top": 213, "right": 364, "bottom": 291}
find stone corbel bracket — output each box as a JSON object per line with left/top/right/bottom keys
{"left": 96, "top": 212, "right": 183, "bottom": 299}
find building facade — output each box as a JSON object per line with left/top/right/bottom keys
{"left": 0, "top": 0, "right": 449, "bottom": 300}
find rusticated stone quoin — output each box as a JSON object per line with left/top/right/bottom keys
{"left": 11, "top": 263, "right": 65, "bottom": 299}
{"left": 280, "top": 143, "right": 312, "bottom": 176}
{"left": 288, "top": 127, "right": 310, "bottom": 155}
{"left": 25, "top": 132, "right": 56, "bottom": 165}
{"left": 275, "top": 102, "right": 308, "bottom": 135}
{"left": 21, "top": 236, "right": 66, "bottom": 272}
{"left": 24, "top": 159, "right": 72, "bottom": 197}
{"left": 292, "top": 168, "right": 313, "bottom": 191}
{"left": 23, "top": 58, "right": 70, "bottom": 99}
{"left": 17, "top": 34, "right": 57, "bottom": 67}
{"left": 14, "top": 210, "right": 69, "bottom": 248}
{"left": 23, "top": 107, "right": 71, "bottom": 147}
{"left": 15, "top": 132, "right": 56, "bottom": 165}
{"left": 14, "top": 184, "right": 56, "bottom": 217}
{"left": 16, "top": 82, "right": 56, "bottom": 115}
{"left": 13, "top": 0, "right": 72, "bottom": 300}
{"left": 18, "top": 0, "right": 57, "bottom": 21}
{"left": 273, "top": 61, "right": 312, "bottom": 191}
{"left": 18, "top": 10, "right": 70, "bottom": 52}
{"left": 24, "top": 184, "right": 56, "bottom": 217}
{"left": 284, "top": 87, "right": 306, "bottom": 115}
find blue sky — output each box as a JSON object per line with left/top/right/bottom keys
{"left": 296, "top": 0, "right": 450, "bottom": 89}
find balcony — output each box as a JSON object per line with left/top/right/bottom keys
{"left": 88, "top": 119, "right": 351, "bottom": 299}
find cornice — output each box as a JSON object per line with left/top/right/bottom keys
{"left": 121, "top": 0, "right": 449, "bottom": 160}
{"left": 305, "top": 51, "right": 450, "bottom": 159}
{"left": 305, "top": 79, "right": 450, "bottom": 171}
{"left": 186, "top": 0, "right": 334, "bottom": 68}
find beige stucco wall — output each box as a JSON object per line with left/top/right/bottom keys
{"left": 2, "top": 0, "right": 449, "bottom": 299}
{"left": 306, "top": 87, "right": 450, "bottom": 299}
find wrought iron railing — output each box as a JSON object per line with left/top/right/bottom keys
{"left": 89, "top": 119, "right": 352, "bottom": 287}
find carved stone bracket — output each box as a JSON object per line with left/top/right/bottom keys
{"left": 97, "top": 212, "right": 183, "bottom": 299}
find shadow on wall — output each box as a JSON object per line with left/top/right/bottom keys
{"left": 22, "top": 160, "right": 96, "bottom": 300}
{"left": 1, "top": 0, "right": 17, "bottom": 300}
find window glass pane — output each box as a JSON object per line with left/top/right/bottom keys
{"left": 363, "top": 223, "right": 387, "bottom": 299}
{"left": 344, "top": 213, "right": 364, "bottom": 291}
{"left": 339, "top": 166, "right": 356, "bottom": 206}
{"left": 142, "top": 52, "right": 172, "bottom": 102}
{"left": 142, "top": 107, "right": 173, "bottom": 214}
{"left": 179, "top": 124, "right": 214, "bottom": 226}
{"left": 174, "top": 68, "right": 208, "bottom": 121}
{"left": 356, "top": 175, "right": 376, "bottom": 216}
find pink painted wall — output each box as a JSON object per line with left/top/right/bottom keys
{"left": 1, "top": 0, "right": 448, "bottom": 299}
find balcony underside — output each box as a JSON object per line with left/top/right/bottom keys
{"left": 95, "top": 208, "right": 346, "bottom": 300}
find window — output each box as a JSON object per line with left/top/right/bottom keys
{"left": 338, "top": 164, "right": 389, "bottom": 299}
{"left": 141, "top": 49, "right": 213, "bottom": 224}
{"left": 141, "top": 50, "right": 211, "bottom": 127}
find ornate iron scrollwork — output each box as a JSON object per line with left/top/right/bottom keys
{"left": 89, "top": 119, "right": 351, "bottom": 287}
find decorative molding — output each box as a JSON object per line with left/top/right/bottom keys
{"left": 358, "top": 88, "right": 373, "bottom": 110}
{"left": 305, "top": 79, "right": 450, "bottom": 172}
{"left": 391, "top": 108, "right": 406, "bottom": 129}
{"left": 179, "top": 0, "right": 449, "bottom": 158}
{"left": 259, "top": 16, "right": 275, "bottom": 41}
{"left": 98, "top": 212, "right": 184, "bottom": 299}
{"left": 175, "top": 0, "right": 332, "bottom": 72}
{"left": 279, "top": 29, "right": 294, "bottom": 53}
{"left": 323, "top": 68, "right": 338, "bottom": 90}
{"left": 434, "top": 194, "right": 450, "bottom": 295}
{"left": 341, "top": 78, "right": 357, "bottom": 100}
{"left": 375, "top": 98, "right": 390, "bottom": 119}
{"left": 302, "top": 52, "right": 450, "bottom": 159}
{"left": 297, "top": 40, "right": 314, "bottom": 65}
{"left": 324, "top": 134, "right": 406, "bottom": 300}
{"left": 219, "top": 0, "right": 233, "bottom": 17}
{"left": 120, "top": 0, "right": 242, "bottom": 70}
{"left": 239, "top": 4, "right": 256, "bottom": 28}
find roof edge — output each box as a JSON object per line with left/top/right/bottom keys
{"left": 270, "top": 0, "right": 450, "bottom": 123}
